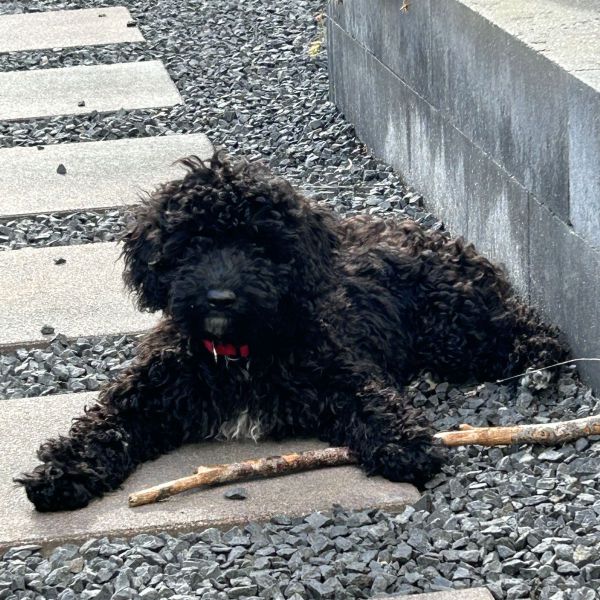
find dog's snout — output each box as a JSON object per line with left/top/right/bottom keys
{"left": 207, "top": 289, "right": 237, "bottom": 307}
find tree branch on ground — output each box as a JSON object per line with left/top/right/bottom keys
{"left": 129, "top": 414, "right": 600, "bottom": 507}
{"left": 128, "top": 447, "right": 357, "bottom": 507}
{"left": 433, "top": 414, "right": 600, "bottom": 447}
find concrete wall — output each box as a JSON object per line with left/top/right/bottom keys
{"left": 328, "top": 0, "right": 600, "bottom": 390}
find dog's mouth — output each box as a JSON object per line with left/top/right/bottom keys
{"left": 201, "top": 315, "right": 250, "bottom": 368}
{"left": 203, "top": 316, "right": 250, "bottom": 363}
{"left": 202, "top": 339, "right": 250, "bottom": 359}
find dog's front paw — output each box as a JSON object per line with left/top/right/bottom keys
{"left": 16, "top": 464, "right": 95, "bottom": 512}
{"left": 375, "top": 437, "right": 447, "bottom": 487}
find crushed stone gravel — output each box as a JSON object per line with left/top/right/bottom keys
{"left": 0, "top": 334, "right": 140, "bottom": 399}
{"left": 0, "top": 210, "right": 124, "bottom": 251}
{"left": 0, "top": 0, "right": 599, "bottom": 599}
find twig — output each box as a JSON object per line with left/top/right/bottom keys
{"left": 434, "top": 414, "right": 600, "bottom": 447}
{"left": 495, "top": 358, "right": 600, "bottom": 384}
{"left": 129, "top": 447, "right": 357, "bottom": 507}
{"left": 130, "top": 413, "right": 600, "bottom": 507}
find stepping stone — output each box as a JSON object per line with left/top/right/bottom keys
{"left": 0, "top": 61, "right": 181, "bottom": 121}
{"left": 0, "top": 392, "right": 420, "bottom": 549}
{"left": 0, "top": 134, "right": 213, "bottom": 217}
{"left": 392, "top": 590, "right": 493, "bottom": 600}
{"left": 0, "top": 7, "right": 144, "bottom": 53}
{"left": 0, "top": 242, "right": 157, "bottom": 348}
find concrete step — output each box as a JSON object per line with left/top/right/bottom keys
{"left": 0, "top": 7, "right": 144, "bottom": 53}
{"left": 0, "top": 392, "right": 420, "bottom": 550}
{"left": 0, "top": 134, "right": 213, "bottom": 217}
{"left": 0, "top": 242, "right": 157, "bottom": 348}
{"left": 0, "top": 61, "right": 181, "bottom": 122}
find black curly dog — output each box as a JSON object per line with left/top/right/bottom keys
{"left": 18, "top": 154, "right": 566, "bottom": 511}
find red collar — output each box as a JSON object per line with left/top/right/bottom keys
{"left": 203, "top": 340, "right": 250, "bottom": 358}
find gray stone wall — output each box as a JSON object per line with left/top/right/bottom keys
{"left": 328, "top": 0, "right": 600, "bottom": 390}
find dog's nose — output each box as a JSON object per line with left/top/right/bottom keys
{"left": 207, "top": 289, "right": 237, "bottom": 307}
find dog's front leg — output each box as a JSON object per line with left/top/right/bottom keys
{"left": 16, "top": 349, "right": 197, "bottom": 512}
{"left": 330, "top": 381, "right": 446, "bottom": 487}
{"left": 17, "top": 403, "right": 144, "bottom": 511}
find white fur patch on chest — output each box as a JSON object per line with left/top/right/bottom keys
{"left": 216, "top": 410, "right": 263, "bottom": 442}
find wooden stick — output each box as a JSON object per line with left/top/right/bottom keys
{"left": 130, "top": 415, "right": 600, "bottom": 507}
{"left": 128, "top": 447, "right": 357, "bottom": 507}
{"left": 434, "top": 414, "right": 600, "bottom": 447}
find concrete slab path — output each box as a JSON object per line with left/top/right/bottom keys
{"left": 0, "top": 134, "right": 213, "bottom": 217}
{"left": 0, "top": 61, "right": 181, "bottom": 121}
{"left": 0, "top": 242, "right": 157, "bottom": 347}
{"left": 0, "top": 393, "right": 420, "bottom": 550}
{"left": 392, "top": 588, "right": 494, "bottom": 600}
{"left": 392, "top": 589, "right": 494, "bottom": 599}
{"left": 0, "top": 7, "right": 144, "bottom": 53}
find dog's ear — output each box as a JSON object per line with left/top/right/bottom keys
{"left": 243, "top": 168, "right": 340, "bottom": 293}
{"left": 227, "top": 160, "right": 340, "bottom": 286}
{"left": 121, "top": 197, "right": 171, "bottom": 312}
{"left": 291, "top": 202, "right": 339, "bottom": 292}
{"left": 121, "top": 155, "right": 221, "bottom": 312}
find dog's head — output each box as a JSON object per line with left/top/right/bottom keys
{"left": 122, "top": 152, "right": 338, "bottom": 354}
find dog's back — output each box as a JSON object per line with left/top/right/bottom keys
{"left": 333, "top": 214, "right": 566, "bottom": 382}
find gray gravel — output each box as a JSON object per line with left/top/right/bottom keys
{"left": 0, "top": 0, "right": 599, "bottom": 599}
{"left": 0, "top": 334, "right": 139, "bottom": 399}
{"left": 0, "top": 210, "right": 124, "bottom": 251}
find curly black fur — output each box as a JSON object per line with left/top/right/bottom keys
{"left": 17, "top": 153, "right": 567, "bottom": 511}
